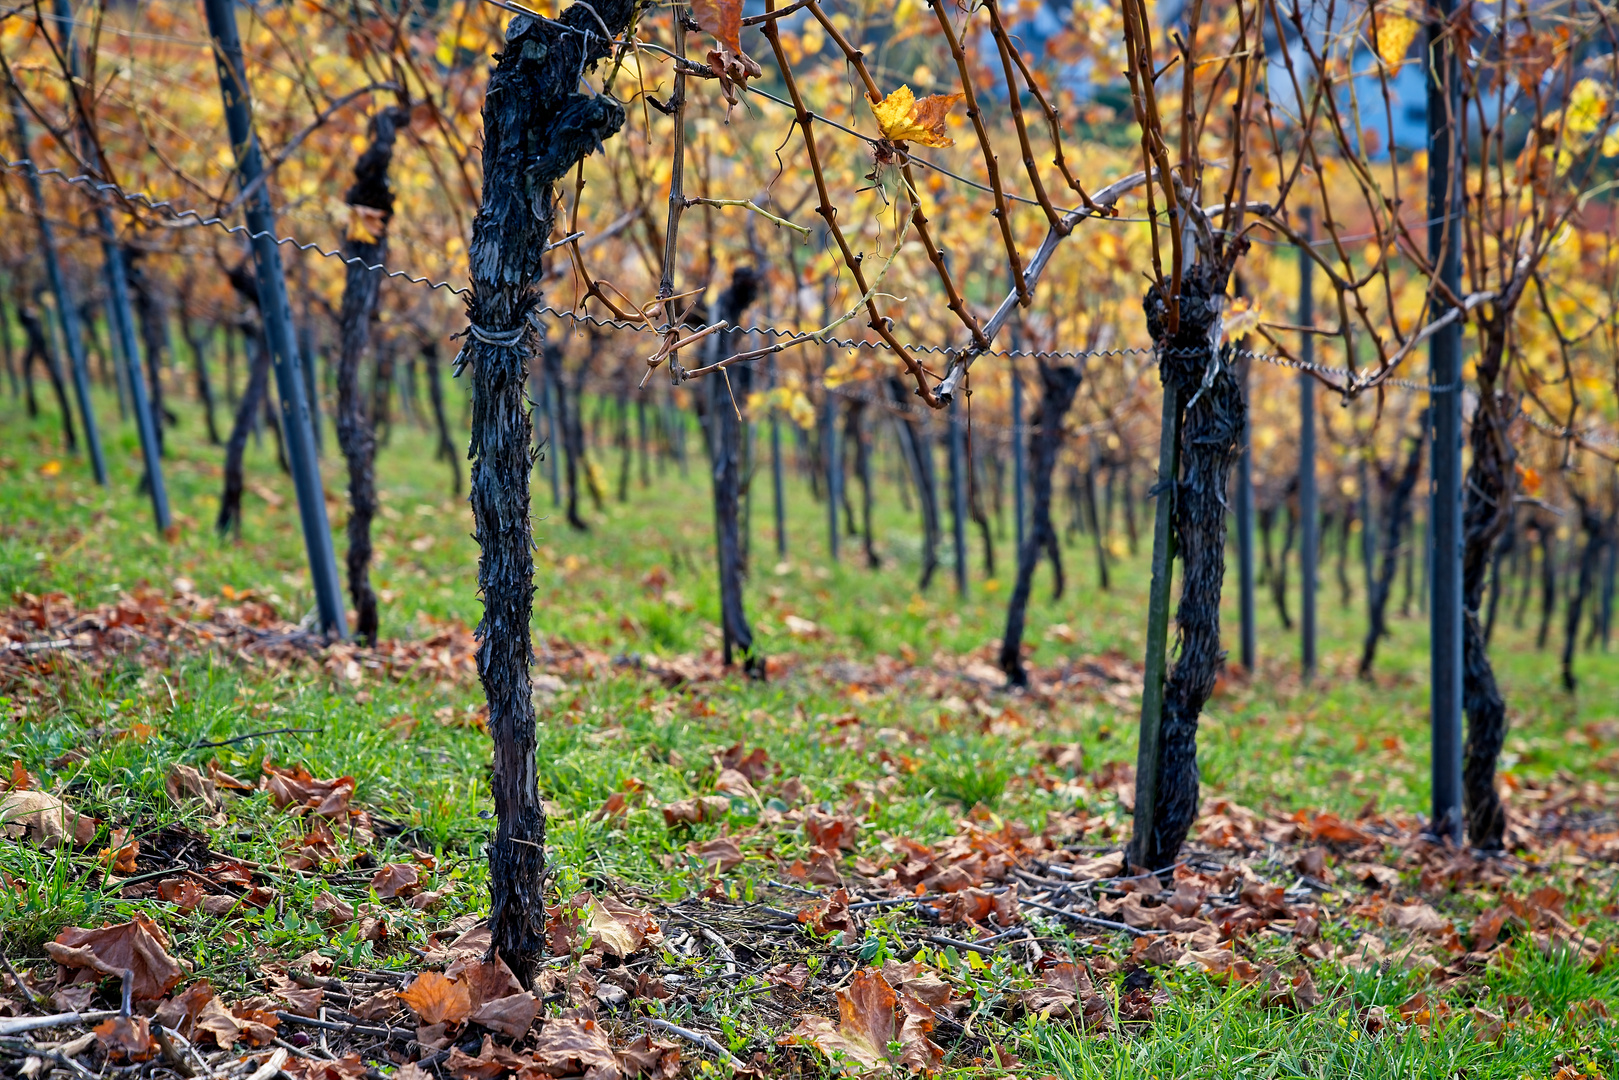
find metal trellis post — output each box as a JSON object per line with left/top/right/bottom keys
{"left": 1132, "top": 381, "right": 1180, "bottom": 866}
{"left": 950, "top": 395, "right": 968, "bottom": 596}
{"left": 1012, "top": 365, "right": 1027, "bottom": 555}
{"left": 203, "top": 0, "right": 347, "bottom": 639}
{"left": 1236, "top": 352, "right": 1256, "bottom": 672}
{"left": 1426, "top": 0, "right": 1465, "bottom": 844}
{"left": 1299, "top": 209, "right": 1318, "bottom": 679}
{"left": 826, "top": 391, "right": 841, "bottom": 563}
{"left": 8, "top": 91, "right": 105, "bottom": 486}
{"left": 52, "top": 0, "right": 169, "bottom": 530}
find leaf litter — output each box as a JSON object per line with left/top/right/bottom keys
{"left": 2, "top": 590, "right": 1617, "bottom": 1076}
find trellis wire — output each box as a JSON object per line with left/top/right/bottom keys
{"left": 6, "top": 155, "right": 1609, "bottom": 421}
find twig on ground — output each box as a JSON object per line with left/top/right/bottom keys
{"left": 190, "top": 726, "right": 324, "bottom": 748}
{"left": 0, "top": 1011, "right": 119, "bottom": 1037}
{"left": 1020, "top": 896, "right": 1165, "bottom": 935}
{"left": 0, "top": 952, "right": 40, "bottom": 1008}
{"left": 642, "top": 1018, "right": 746, "bottom": 1071}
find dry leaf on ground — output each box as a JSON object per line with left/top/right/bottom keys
{"left": 398, "top": 971, "right": 472, "bottom": 1027}
{"left": 46, "top": 915, "right": 184, "bottom": 999}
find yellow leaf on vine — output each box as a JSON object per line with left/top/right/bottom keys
{"left": 1372, "top": 11, "right": 1419, "bottom": 71}
{"left": 872, "top": 85, "right": 964, "bottom": 148}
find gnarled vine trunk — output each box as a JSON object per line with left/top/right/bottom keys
{"left": 1359, "top": 411, "right": 1426, "bottom": 678}
{"left": 464, "top": 3, "right": 633, "bottom": 985}
{"left": 1136, "top": 263, "right": 1246, "bottom": 871}
{"left": 1460, "top": 327, "right": 1515, "bottom": 850}
{"left": 999, "top": 362, "right": 1082, "bottom": 687}
{"left": 335, "top": 105, "right": 408, "bottom": 646}
{"left": 706, "top": 267, "right": 761, "bottom": 672}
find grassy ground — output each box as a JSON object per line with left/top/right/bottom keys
{"left": 2, "top": 384, "right": 1617, "bottom": 1078}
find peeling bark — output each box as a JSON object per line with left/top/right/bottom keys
{"left": 335, "top": 105, "right": 408, "bottom": 646}
{"left": 1137, "top": 263, "right": 1246, "bottom": 871}
{"left": 464, "top": 3, "right": 634, "bottom": 985}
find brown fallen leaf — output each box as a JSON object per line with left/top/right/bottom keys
{"left": 272, "top": 984, "right": 324, "bottom": 1018}
{"left": 781, "top": 968, "right": 942, "bottom": 1073}
{"left": 103, "top": 828, "right": 140, "bottom": 874}
{"left": 371, "top": 863, "right": 421, "bottom": 899}
{"left": 283, "top": 1053, "right": 369, "bottom": 1080}
{"left": 766, "top": 961, "right": 810, "bottom": 991}
{"left": 446, "top": 956, "right": 523, "bottom": 1009}
{"left": 592, "top": 791, "right": 628, "bottom": 822}
{"left": 166, "top": 764, "right": 220, "bottom": 811}
{"left": 47, "top": 915, "right": 184, "bottom": 999}
{"left": 398, "top": 971, "right": 472, "bottom": 1027}
{"left": 154, "top": 982, "right": 218, "bottom": 1038}
{"left": 94, "top": 1014, "right": 154, "bottom": 1060}
{"left": 661, "top": 795, "right": 730, "bottom": 827}
{"left": 1022, "top": 962, "right": 1110, "bottom": 1031}
{"left": 798, "top": 887, "right": 859, "bottom": 936}
{"left": 531, "top": 1016, "right": 619, "bottom": 1077}
{"left": 689, "top": 834, "right": 744, "bottom": 872}
{"left": 194, "top": 995, "right": 244, "bottom": 1047}
{"left": 262, "top": 762, "right": 355, "bottom": 819}
{"left": 714, "top": 768, "right": 759, "bottom": 803}
{"left": 1387, "top": 902, "right": 1452, "bottom": 936}
{"left": 0, "top": 789, "right": 93, "bottom": 844}
{"left": 618, "top": 1033, "right": 682, "bottom": 1079}
{"left": 444, "top": 1033, "right": 530, "bottom": 1080}
{"left": 469, "top": 992, "right": 538, "bottom": 1039}
{"left": 312, "top": 892, "right": 355, "bottom": 926}
{"left": 156, "top": 877, "right": 206, "bottom": 912}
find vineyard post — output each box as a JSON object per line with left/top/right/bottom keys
{"left": 949, "top": 397, "right": 968, "bottom": 595}
{"left": 826, "top": 392, "right": 841, "bottom": 562}
{"left": 203, "top": 0, "right": 347, "bottom": 640}
{"left": 53, "top": 0, "right": 169, "bottom": 530}
{"left": 1426, "top": 0, "right": 1465, "bottom": 844}
{"left": 1236, "top": 351, "right": 1256, "bottom": 672}
{"left": 7, "top": 92, "right": 105, "bottom": 486}
{"left": 1298, "top": 209, "right": 1317, "bottom": 679}
{"left": 770, "top": 356, "right": 786, "bottom": 558}
{"left": 1131, "top": 380, "right": 1179, "bottom": 865}
{"left": 1011, "top": 366, "right": 1026, "bottom": 553}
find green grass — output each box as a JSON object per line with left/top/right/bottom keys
{"left": 2, "top": 381, "right": 1617, "bottom": 1076}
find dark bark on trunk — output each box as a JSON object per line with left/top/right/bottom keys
{"left": 845, "top": 397, "right": 880, "bottom": 569}
{"left": 1483, "top": 512, "right": 1513, "bottom": 645}
{"left": 706, "top": 268, "right": 761, "bottom": 672}
{"left": 1000, "top": 362, "right": 1083, "bottom": 686}
{"left": 179, "top": 287, "right": 222, "bottom": 445}
{"left": 424, "top": 341, "right": 462, "bottom": 495}
{"left": 1137, "top": 263, "right": 1246, "bottom": 871}
{"left": 1272, "top": 498, "right": 1296, "bottom": 629}
{"left": 334, "top": 106, "right": 407, "bottom": 647}
{"left": 0, "top": 289, "right": 18, "bottom": 399}
{"left": 1335, "top": 506, "right": 1352, "bottom": 606}
{"left": 1358, "top": 414, "right": 1426, "bottom": 678}
{"left": 464, "top": 3, "right": 631, "bottom": 985}
{"left": 1460, "top": 330, "right": 1517, "bottom": 850}
{"left": 1085, "top": 447, "right": 1109, "bottom": 590}
{"left": 19, "top": 301, "right": 75, "bottom": 450}
{"left": 1536, "top": 523, "right": 1558, "bottom": 650}
{"left": 971, "top": 440, "right": 994, "bottom": 577}
{"left": 541, "top": 342, "right": 587, "bottom": 531}
{"left": 126, "top": 248, "right": 174, "bottom": 450}
{"left": 217, "top": 325, "right": 272, "bottom": 537}
{"left": 1561, "top": 492, "right": 1605, "bottom": 692}
{"left": 888, "top": 378, "right": 942, "bottom": 589}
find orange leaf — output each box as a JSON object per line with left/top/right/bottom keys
{"left": 691, "top": 0, "right": 742, "bottom": 54}
{"left": 872, "top": 86, "right": 964, "bottom": 148}
{"left": 371, "top": 862, "right": 421, "bottom": 899}
{"left": 398, "top": 971, "right": 472, "bottom": 1027}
